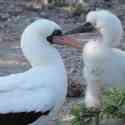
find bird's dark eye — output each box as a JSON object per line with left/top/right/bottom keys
{"left": 52, "top": 29, "right": 62, "bottom": 36}
{"left": 47, "top": 29, "right": 62, "bottom": 44}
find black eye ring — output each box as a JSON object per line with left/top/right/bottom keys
{"left": 47, "top": 29, "right": 62, "bottom": 44}
{"left": 52, "top": 30, "right": 62, "bottom": 36}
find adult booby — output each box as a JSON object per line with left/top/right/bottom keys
{"left": 0, "top": 19, "right": 80, "bottom": 125}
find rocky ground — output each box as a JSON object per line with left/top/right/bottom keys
{"left": 0, "top": 0, "right": 125, "bottom": 96}
{"left": 0, "top": 0, "right": 125, "bottom": 124}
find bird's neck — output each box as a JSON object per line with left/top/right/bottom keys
{"left": 101, "top": 29, "right": 113, "bottom": 47}
{"left": 101, "top": 28, "right": 121, "bottom": 48}
{"left": 21, "top": 29, "right": 63, "bottom": 67}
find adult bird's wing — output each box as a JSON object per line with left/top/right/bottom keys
{"left": 0, "top": 66, "right": 57, "bottom": 92}
{"left": 0, "top": 66, "right": 62, "bottom": 113}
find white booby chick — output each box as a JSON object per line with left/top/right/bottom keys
{"left": 82, "top": 10, "right": 124, "bottom": 109}
{"left": 0, "top": 19, "right": 80, "bottom": 125}
{"left": 64, "top": 10, "right": 125, "bottom": 109}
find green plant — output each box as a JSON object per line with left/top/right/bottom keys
{"left": 102, "top": 88, "right": 125, "bottom": 119}
{"left": 48, "top": 0, "right": 66, "bottom": 6}
{"left": 71, "top": 3, "right": 89, "bottom": 16}
{"left": 71, "top": 103, "right": 96, "bottom": 125}
{"left": 71, "top": 88, "right": 125, "bottom": 125}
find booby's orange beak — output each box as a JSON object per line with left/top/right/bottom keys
{"left": 52, "top": 22, "right": 95, "bottom": 49}
{"left": 53, "top": 35, "right": 81, "bottom": 49}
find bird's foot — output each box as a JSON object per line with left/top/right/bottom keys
{"left": 85, "top": 94, "right": 102, "bottom": 110}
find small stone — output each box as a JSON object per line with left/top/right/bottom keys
{"left": 67, "top": 79, "right": 83, "bottom": 97}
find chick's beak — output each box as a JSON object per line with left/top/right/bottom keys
{"left": 63, "top": 22, "right": 95, "bottom": 35}
{"left": 53, "top": 35, "right": 81, "bottom": 49}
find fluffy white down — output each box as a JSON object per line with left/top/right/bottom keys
{"left": 0, "top": 19, "right": 67, "bottom": 114}
{"left": 86, "top": 10, "right": 123, "bottom": 47}
{"left": 83, "top": 10, "right": 125, "bottom": 108}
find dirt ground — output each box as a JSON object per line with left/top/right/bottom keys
{"left": 0, "top": 0, "right": 125, "bottom": 124}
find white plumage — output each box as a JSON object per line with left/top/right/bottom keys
{"left": 0, "top": 19, "right": 68, "bottom": 125}
{"left": 0, "top": 66, "right": 66, "bottom": 113}
{"left": 83, "top": 10, "right": 125, "bottom": 109}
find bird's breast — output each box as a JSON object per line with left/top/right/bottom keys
{"left": 83, "top": 41, "right": 107, "bottom": 62}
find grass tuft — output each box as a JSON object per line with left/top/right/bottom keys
{"left": 71, "top": 88, "right": 125, "bottom": 125}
